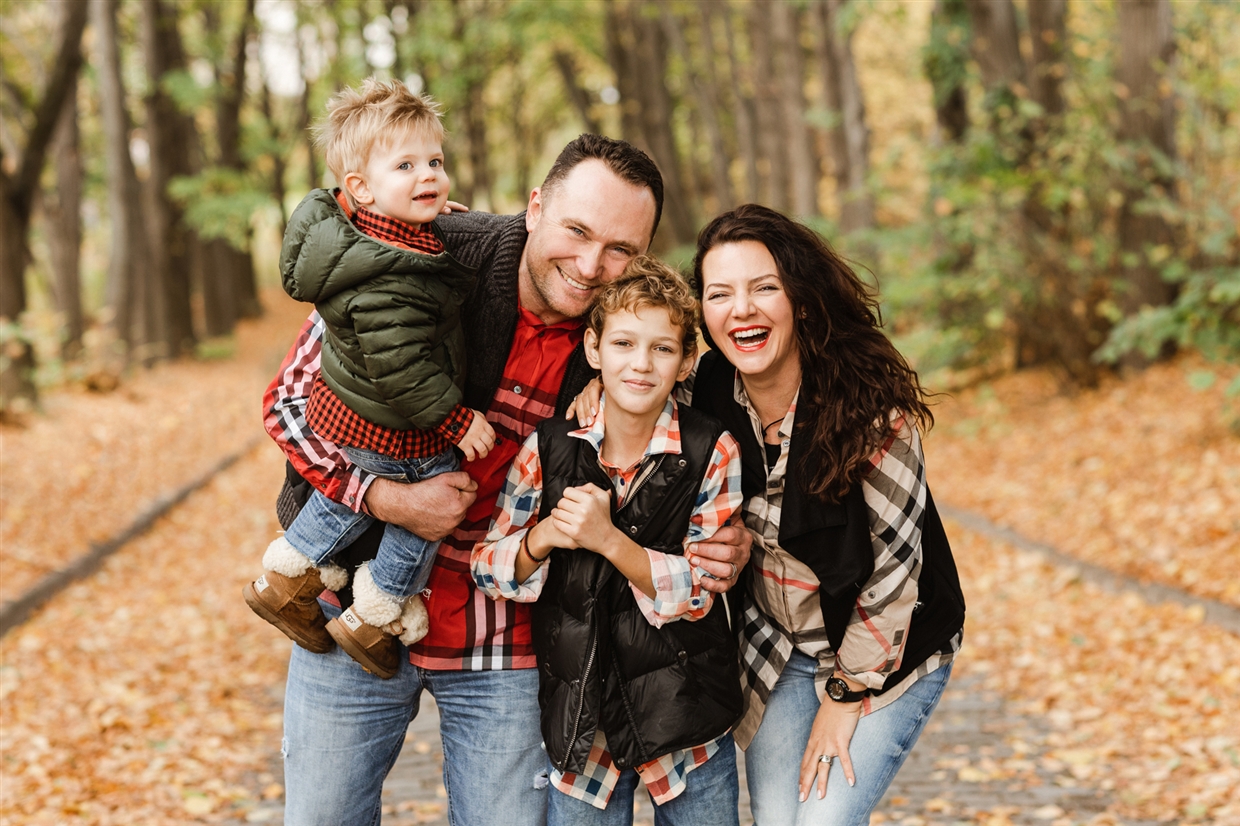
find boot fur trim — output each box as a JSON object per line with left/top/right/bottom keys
{"left": 397, "top": 594, "right": 429, "bottom": 646}
{"left": 317, "top": 563, "right": 349, "bottom": 593}
{"left": 263, "top": 536, "right": 313, "bottom": 578}
{"left": 351, "top": 562, "right": 404, "bottom": 627}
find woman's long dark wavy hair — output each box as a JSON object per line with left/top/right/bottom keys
{"left": 693, "top": 204, "right": 934, "bottom": 504}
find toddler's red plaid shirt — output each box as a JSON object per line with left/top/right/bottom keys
{"left": 304, "top": 193, "right": 471, "bottom": 459}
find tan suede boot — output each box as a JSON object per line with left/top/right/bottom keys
{"left": 243, "top": 537, "right": 348, "bottom": 654}
{"left": 324, "top": 562, "right": 403, "bottom": 679}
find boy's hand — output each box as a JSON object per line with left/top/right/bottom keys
{"left": 550, "top": 484, "right": 616, "bottom": 553}
{"left": 565, "top": 377, "right": 602, "bottom": 426}
{"left": 457, "top": 412, "right": 496, "bottom": 462}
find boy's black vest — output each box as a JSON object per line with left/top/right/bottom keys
{"left": 692, "top": 351, "right": 965, "bottom": 697}
{"left": 532, "top": 407, "right": 743, "bottom": 774}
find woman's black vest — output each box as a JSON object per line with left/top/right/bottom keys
{"left": 692, "top": 350, "right": 965, "bottom": 698}
{"left": 532, "top": 407, "right": 743, "bottom": 773}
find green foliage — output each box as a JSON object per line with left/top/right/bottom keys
{"left": 168, "top": 169, "right": 272, "bottom": 250}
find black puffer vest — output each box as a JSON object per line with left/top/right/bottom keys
{"left": 532, "top": 407, "right": 743, "bottom": 773}
{"left": 692, "top": 351, "right": 965, "bottom": 697}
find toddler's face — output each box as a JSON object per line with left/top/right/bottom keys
{"left": 585, "top": 306, "right": 694, "bottom": 421}
{"left": 347, "top": 129, "right": 449, "bottom": 227}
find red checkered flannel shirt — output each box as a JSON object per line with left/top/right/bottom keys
{"left": 302, "top": 193, "right": 475, "bottom": 458}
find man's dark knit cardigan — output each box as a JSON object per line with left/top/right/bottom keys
{"left": 276, "top": 210, "right": 597, "bottom": 602}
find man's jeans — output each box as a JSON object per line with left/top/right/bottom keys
{"left": 282, "top": 601, "right": 549, "bottom": 826}
{"left": 283, "top": 448, "right": 458, "bottom": 599}
{"left": 744, "top": 650, "right": 952, "bottom": 826}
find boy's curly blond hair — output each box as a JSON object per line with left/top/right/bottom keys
{"left": 587, "top": 256, "right": 700, "bottom": 356}
{"left": 313, "top": 77, "right": 444, "bottom": 209}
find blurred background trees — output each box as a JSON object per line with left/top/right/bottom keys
{"left": 1, "top": 0, "right": 1236, "bottom": 416}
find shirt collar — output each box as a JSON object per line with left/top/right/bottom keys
{"left": 733, "top": 371, "right": 799, "bottom": 440}
{"left": 515, "top": 303, "right": 584, "bottom": 334}
{"left": 569, "top": 392, "right": 683, "bottom": 465}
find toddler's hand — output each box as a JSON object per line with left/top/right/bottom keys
{"left": 457, "top": 411, "right": 496, "bottom": 462}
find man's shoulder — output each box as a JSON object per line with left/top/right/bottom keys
{"left": 434, "top": 210, "right": 526, "bottom": 268}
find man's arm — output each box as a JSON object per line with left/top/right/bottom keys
{"left": 264, "top": 311, "right": 475, "bottom": 539}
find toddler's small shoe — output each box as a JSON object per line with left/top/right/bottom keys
{"left": 326, "top": 606, "right": 401, "bottom": 679}
{"left": 243, "top": 536, "right": 347, "bottom": 653}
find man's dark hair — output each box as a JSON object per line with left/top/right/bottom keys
{"left": 540, "top": 134, "right": 664, "bottom": 239}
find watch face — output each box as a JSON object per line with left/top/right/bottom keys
{"left": 827, "top": 679, "right": 845, "bottom": 701}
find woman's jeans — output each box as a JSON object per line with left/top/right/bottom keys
{"left": 282, "top": 601, "right": 549, "bottom": 826}
{"left": 282, "top": 447, "right": 457, "bottom": 599}
{"left": 547, "top": 732, "right": 740, "bottom": 826}
{"left": 745, "top": 650, "right": 952, "bottom": 826}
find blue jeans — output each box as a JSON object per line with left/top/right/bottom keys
{"left": 547, "top": 732, "right": 740, "bottom": 826}
{"left": 744, "top": 650, "right": 952, "bottom": 826}
{"left": 283, "top": 448, "right": 457, "bottom": 599}
{"left": 282, "top": 601, "right": 549, "bottom": 826}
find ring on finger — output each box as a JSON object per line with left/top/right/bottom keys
{"left": 727, "top": 561, "right": 738, "bottom": 580}
{"left": 817, "top": 754, "right": 833, "bottom": 765}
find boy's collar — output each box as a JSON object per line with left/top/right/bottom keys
{"left": 569, "top": 393, "right": 682, "bottom": 458}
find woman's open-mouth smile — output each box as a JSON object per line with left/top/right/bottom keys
{"left": 728, "top": 325, "right": 771, "bottom": 351}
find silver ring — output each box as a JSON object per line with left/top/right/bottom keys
{"left": 727, "top": 561, "right": 738, "bottom": 580}
{"left": 818, "top": 754, "right": 833, "bottom": 764}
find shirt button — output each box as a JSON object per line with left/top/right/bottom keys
{"left": 449, "top": 423, "right": 460, "bottom": 432}
{"left": 513, "top": 385, "right": 522, "bottom": 395}
{"left": 782, "top": 439, "right": 790, "bottom": 447}
{"left": 347, "top": 495, "right": 355, "bottom": 503}
{"left": 629, "top": 526, "right": 638, "bottom": 535}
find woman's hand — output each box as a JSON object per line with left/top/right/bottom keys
{"left": 550, "top": 484, "right": 616, "bottom": 553}
{"left": 798, "top": 692, "right": 862, "bottom": 802}
{"left": 565, "top": 377, "right": 603, "bottom": 425}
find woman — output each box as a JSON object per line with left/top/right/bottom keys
{"left": 689, "top": 205, "right": 965, "bottom": 825}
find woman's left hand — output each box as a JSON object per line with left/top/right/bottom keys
{"left": 798, "top": 694, "right": 862, "bottom": 801}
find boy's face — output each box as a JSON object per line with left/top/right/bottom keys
{"left": 345, "top": 129, "right": 449, "bottom": 227}
{"left": 584, "top": 306, "right": 694, "bottom": 421}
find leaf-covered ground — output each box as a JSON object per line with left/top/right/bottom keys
{"left": 2, "top": 296, "right": 1237, "bottom": 823}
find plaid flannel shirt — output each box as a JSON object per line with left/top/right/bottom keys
{"left": 472, "top": 394, "right": 743, "bottom": 808}
{"left": 721, "top": 376, "right": 961, "bottom": 748}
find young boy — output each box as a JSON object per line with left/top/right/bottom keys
{"left": 472, "top": 259, "right": 744, "bottom": 824}
{"left": 244, "top": 78, "right": 495, "bottom": 680}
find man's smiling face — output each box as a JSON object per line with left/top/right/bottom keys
{"left": 518, "top": 159, "right": 657, "bottom": 325}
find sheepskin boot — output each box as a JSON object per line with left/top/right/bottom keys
{"left": 325, "top": 562, "right": 404, "bottom": 679}
{"left": 243, "top": 536, "right": 348, "bottom": 654}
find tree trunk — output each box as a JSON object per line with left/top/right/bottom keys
{"left": 260, "top": 78, "right": 290, "bottom": 233}
{"left": 772, "top": 2, "right": 819, "bottom": 217}
{"left": 658, "top": 0, "right": 733, "bottom": 214}
{"left": 553, "top": 50, "right": 601, "bottom": 135}
{"left": 603, "top": 0, "right": 646, "bottom": 147}
{"left": 297, "top": 30, "right": 320, "bottom": 190}
{"left": 715, "top": 1, "right": 760, "bottom": 204}
{"left": 1115, "top": 0, "right": 1177, "bottom": 322}
{"left": 817, "top": 0, "right": 874, "bottom": 232}
{"left": 213, "top": 0, "right": 261, "bottom": 325}
{"left": 747, "top": 2, "right": 788, "bottom": 211}
{"left": 1027, "top": 0, "right": 1067, "bottom": 118}
{"left": 0, "top": 0, "right": 88, "bottom": 406}
{"left": 95, "top": 0, "right": 157, "bottom": 356}
{"left": 143, "top": 0, "right": 198, "bottom": 358}
{"left": 964, "top": 0, "right": 1027, "bottom": 110}
{"left": 629, "top": 4, "right": 696, "bottom": 245}
{"left": 925, "top": 0, "right": 971, "bottom": 142}
{"left": 46, "top": 76, "right": 85, "bottom": 360}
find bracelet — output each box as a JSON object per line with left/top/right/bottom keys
{"left": 521, "top": 531, "right": 549, "bottom": 565}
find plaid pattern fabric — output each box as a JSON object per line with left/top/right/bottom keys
{"left": 305, "top": 377, "right": 473, "bottom": 458}
{"left": 472, "top": 395, "right": 743, "bottom": 627}
{"left": 724, "top": 374, "right": 961, "bottom": 748}
{"left": 352, "top": 203, "right": 445, "bottom": 253}
{"left": 409, "top": 306, "right": 584, "bottom": 670}
{"left": 551, "top": 728, "right": 724, "bottom": 810}
{"left": 263, "top": 312, "right": 374, "bottom": 512}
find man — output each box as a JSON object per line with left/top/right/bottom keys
{"left": 264, "top": 135, "right": 751, "bottom": 825}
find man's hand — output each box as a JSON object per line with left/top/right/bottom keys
{"left": 687, "top": 522, "right": 752, "bottom": 594}
{"left": 363, "top": 473, "right": 477, "bottom": 541}
{"left": 441, "top": 200, "right": 470, "bottom": 214}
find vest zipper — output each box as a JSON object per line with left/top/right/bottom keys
{"left": 559, "top": 628, "right": 599, "bottom": 771}
{"left": 617, "top": 455, "right": 665, "bottom": 513}
{"left": 611, "top": 648, "right": 653, "bottom": 767}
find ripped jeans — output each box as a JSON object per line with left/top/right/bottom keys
{"left": 282, "top": 601, "right": 548, "bottom": 826}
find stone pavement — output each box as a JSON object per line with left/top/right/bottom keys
{"left": 239, "top": 671, "right": 1142, "bottom": 825}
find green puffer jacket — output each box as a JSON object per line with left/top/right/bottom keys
{"left": 280, "top": 189, "right": 478, "bottom": 431}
